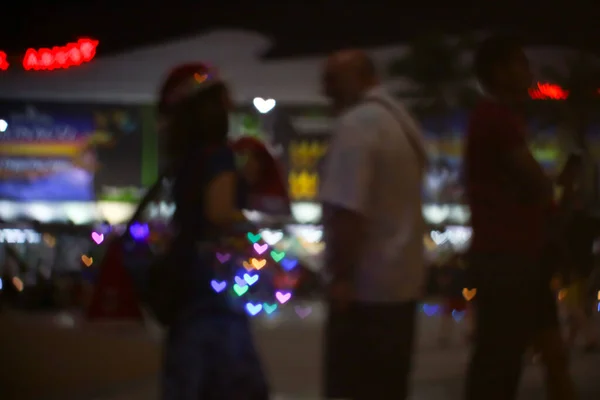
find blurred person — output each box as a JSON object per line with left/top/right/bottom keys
{"left": 156, "top": 63, "right": 269, "bottom": 400}
{"left": 557, "top": 154, "right": 599, "bottom": 351}
{"left": 231, "top": 136, "right": 291, "bottom": 216}
{"left": 320, "top": 50, "right": 427, "bottom": 400}
{"left": 463, "top": 35, "right": 575, "bottom": 400}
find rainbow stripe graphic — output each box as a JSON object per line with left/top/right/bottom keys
{"left": 0, "top": 140, "right": 85, "bottom": 157}
{"left": 0, "top": 131, "right": 112, "bottom": 158}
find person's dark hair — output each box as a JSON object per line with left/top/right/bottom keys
{"left": 473, "top": 35, "right": 523, "bottom": 90}
{"left": 157, "top": 64, "right": 229, "bottom": 164}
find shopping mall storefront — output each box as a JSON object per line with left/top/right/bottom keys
{"left": 0, "top": 30, "right": 475, "bottom": 282}
{"left": 3, "top": 29, "right": 594, "bottom": 277}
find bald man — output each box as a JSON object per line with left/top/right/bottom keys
{"left": 319, "top": 50, "right": 427, "bottom": 399}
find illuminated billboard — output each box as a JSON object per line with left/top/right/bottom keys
{"left": 0, "top": 104, "right": 144, "bottom": 202}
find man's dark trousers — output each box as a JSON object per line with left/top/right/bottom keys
{"left": 323, "top": 301, "right": 417, "bottom": 399}
{"left": 464, "top": 253, "right": 559, "bottom": 400}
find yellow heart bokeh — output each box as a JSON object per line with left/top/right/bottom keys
{"left": 81, "top": 255, "right": 93, "bottom": 267}
{"left": 12, "top": 277, "right": 24, "bottom": 292}
{"left": 250, "top": 258, "right": 266, "bottom": 270}
{"left": 462, "top": 288, "right": 476, "bottom": 301}
{"left": 42, "top": 233, "right": 56, "bottom": 247}
{"left": 242, "top": 261, "right": 254, "bottom": 271}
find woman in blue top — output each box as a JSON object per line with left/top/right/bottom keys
{"left": 157, "top": 63, "right": 269, "bottom": 400}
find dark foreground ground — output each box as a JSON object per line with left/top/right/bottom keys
{"left": 2, "top": 302, "right": 599, "bottom": 399}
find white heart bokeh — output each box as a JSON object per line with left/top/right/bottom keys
{"left": 260, "top": 229, "right": 284, "bottom": 246}
{"left": 430, "top": 231, "right": 449, "bottom": 245}
{"left": 253, "top": 97, "right": 276, "bottom": 114}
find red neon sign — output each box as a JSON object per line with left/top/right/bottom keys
{"left": 0, "top": 51, "right": 8, "bottom": 71}
{"left": 22, "top": 38, "right": 98, "bottom": 71}
{"left": 528, "top": 82, "right": 569, "bottom": 100}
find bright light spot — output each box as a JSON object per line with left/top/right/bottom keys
{"left": 0, "top": 228, "right": 41, "bottom": 244}
{"left": 430, "top": 226, "right": 472, "bottom": 248}
{"left": 97, "top": 201, "right": 136, "bottom": 225}
{"left": 0, "top": 278, "right": 3, "bottom": 290}
{"left": 0, "top": 119, "right": 7, "bottom": 132}
{"left": 129, "top": 222, "right": 150, "bottom": 241}
{"left": 0, "top": 200, "right": 102, "bottom": 224}
{"left": 253, "top": 97, "right": 276, "bottom": 114}
{"left": 27, "top": 203, "right": 56, "bottom": 223}
{"left": 0, "top": 200, "right": 18, "bottom": 220}
{"left": 65, "top": 203, "right": 96, "bottom": 224}
{"left": 288, "top": 224, "right": 323, "bottom": 243}
{"left": 423, "top": 205, "right": 450, "bottom": 224}
{"left": 290, "top": 202, "right": 321, "bottom": 224}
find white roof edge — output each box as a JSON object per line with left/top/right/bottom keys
{"left": 0, "top": 28, "right": 581, "bottom": 105}
{"left": 0, "top": 91, "right": 330, "bottom": 106}
{"left": 98, "top": 29, "right": 275, "bottom": 61}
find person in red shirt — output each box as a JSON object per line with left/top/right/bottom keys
{"left": 230, "top": 136, "right": 291, "bottom": 216}
{"left": 463, "top": 36, "right": 574, "bottom": 400}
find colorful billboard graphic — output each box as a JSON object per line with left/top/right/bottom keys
{"left": 0, "top": 103, "right": 144, "bottom": 202}
{"left": 288, "top": 138, "right": 328, "bottom": 201}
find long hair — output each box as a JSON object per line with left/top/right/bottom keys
{"left": 157, "top": 63, "right": 230, "bottom": 166}
{"left": 231, "top": 137, "right": 290, "bottom": 211}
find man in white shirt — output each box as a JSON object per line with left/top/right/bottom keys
{"left": 319, "top": 50, "right": 427, "bottom": 400}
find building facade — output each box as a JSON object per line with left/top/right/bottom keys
{"left": 0, "top": 29, "right": 588, "bottom": 227}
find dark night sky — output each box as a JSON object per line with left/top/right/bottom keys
{"left": 2, "top": 1, "right": 599, "bottom": 58}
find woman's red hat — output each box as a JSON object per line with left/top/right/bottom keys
{"left": 157, "top": 63, "right": 222, "bottom": 114}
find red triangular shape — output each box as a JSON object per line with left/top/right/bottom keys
{"left": 86, "top": 240, "right": 143, "bottom": 321}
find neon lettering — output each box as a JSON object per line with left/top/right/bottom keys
{"left": 0, "top": 51, "right": 9, "bottom": 70}
{"left": 22, "top": 38, "right": 98, "bottom": 71}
